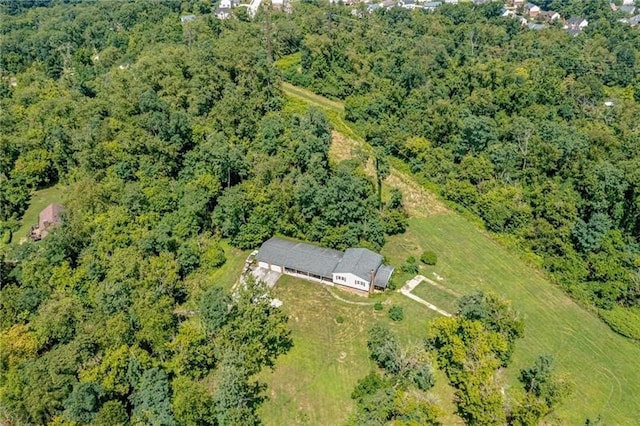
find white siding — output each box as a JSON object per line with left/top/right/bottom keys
{"left": 270, "top": 264, "right": 282, "bottom": 273}
{"left": 258, "top": 261, "right": 270, "bottom": 269}
{"left": 332, "top": 273, "right": 370, "bottom": 292}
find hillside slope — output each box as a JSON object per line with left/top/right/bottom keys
{"left": 281, "top": 82, "right": 640, "bottom": 424}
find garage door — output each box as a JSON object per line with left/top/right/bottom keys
{"left": 270, "top": 264, "right": 282, "bottom": 273}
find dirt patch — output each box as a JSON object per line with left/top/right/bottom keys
{"left": 385, "top": 172, "right": 448, "bottom": 217}
{"left": 330, "top": 131, "right": 449, "bottom": 218}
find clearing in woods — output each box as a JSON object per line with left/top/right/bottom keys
{"left": 271, "top": 82, "right": 640, "bottom": 425}
{"left": 13, "top": 185, "right": 65, "bottom": 244}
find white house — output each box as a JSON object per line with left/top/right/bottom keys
{"left": 565, "top": 16, "right": 588, "bottom": 30}
{"left": 524, "top": 3, "right": 540, "bottom": 17}
{"left": 256, "top": 237, "right": 394, "bottom": 293}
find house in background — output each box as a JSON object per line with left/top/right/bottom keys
{"left": 30, "top": 204, "right": 64, "bottom": 241}
{"left": 255, "top": 237, "right": 394, "bottom": 294}
{"left": 524, "top": 3, "right": 540, "bottom": 18}
{"left": 539, "top": 10, "right": 561, "bottom": 22}
{"left": 180, "top": 14, "right": 196, "bottom": 24}
{"left": 564, "top": 16, "right": 589, "bottom": 32}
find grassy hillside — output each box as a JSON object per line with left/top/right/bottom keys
{"left": 272, "top": 82, "right": 640, "bottom": 425}
{"left": 258, "top": 275, "right": 459, "bottom": 425}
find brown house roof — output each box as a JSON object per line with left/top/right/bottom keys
{"left": 39, "top": 204, "right": 64, "bottom": 229}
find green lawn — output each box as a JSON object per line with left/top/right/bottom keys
{"left": 13, "top": 185, "right": 65, "bottom": 244}
{"left": 278, "top": 81, "right": 640, "bottom": 424}
{"left": 410, "top": 276, "right": 460, "bottom": 315}
{"left": 383, "top": 216, "right": 640, "bottom": 424}
{"left": 258, "top": 275, "right": 452, "bottom": 425}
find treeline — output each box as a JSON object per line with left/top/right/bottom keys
{"left": 278, "top": 1, "right": 640, "bottom": 330}
{"left": 0, "top": 1, "right": 406, "bottom": 424}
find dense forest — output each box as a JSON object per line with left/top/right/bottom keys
{"left": 0, "top": 0, "right": 638, "bottom": 424}
{"left": 0, "top": 1, "right": 407, "bottom": 424}
{"left": 279, "top": 0, "right": 640, "bottom": 332}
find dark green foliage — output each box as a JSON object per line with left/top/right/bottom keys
{"left": 63, "top": 382, "right": 104, "bottom": 424}
{"left": 388, "top": 305, "right": 404, "bottom": 322}
{"left": 283, "top": 2, "right": 640, "bottom": 320}
{"left": 212, "top": 352, "right": 263, "bottom": 426}
{"left": 401, "top": 256, "right": 419, "bottom": 274}
{"left": 355, "top": 325, "right": 441, "bottom": 424}
{"left": 2, "top": 229, "right": 11, "bottom": 244}
{"left": 336, "top": 315, "right": 345, "bottom": 324}
{"left": 351, "top": 371, "right": 388, "bottom": 402}
{"left": 420, "top": 250, "right": 438, "bottom": 266}
{"left": 94, "top": 400, "right": 129, "bottom": 426}
{"left": 367, "top": 324, "right": 402, "bottom": 374}
{"left": 457, "top": 291, "right": 524, "bottom": 366}
{"left": 411, "top": 363, "right": 435, "bottom": 392}
{"left": 0, "top": 2, "right": 298, "bottom": 423}
{"left": 510, "top": 355, "right": 571, "bottom": 425}
{"left": 199, "top": 286, "right": 232, "bottom": 334}
{"left": 373, "top": 301, "right": 384, "bottom": 311}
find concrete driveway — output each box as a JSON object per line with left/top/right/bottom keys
{"left": 251, "top": 267, "right": 282, "bottom": 289}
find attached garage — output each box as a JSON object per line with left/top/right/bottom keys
{"left": 270, "top": 264, "right": 282, "bottom": 273}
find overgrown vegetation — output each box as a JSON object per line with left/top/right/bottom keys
{"left": 0, "top": 1, "right": 409, "bottom": 423}
{"left": 427, "top": 292, "right": 568, "bottom": 425}
{"left": 280, "top": 0, "right": 640, "bottom": 326}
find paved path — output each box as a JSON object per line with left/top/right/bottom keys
{"left": 399, "top": 275, "right": 452, "bottom": 317}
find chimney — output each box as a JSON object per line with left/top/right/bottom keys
{"left": 369, "top": 269, "right": 376, "bottom": 296}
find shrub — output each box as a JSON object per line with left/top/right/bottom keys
{"left": 420, "top": 250, "right": 437, "bottom": 265}
{"left": 374, "top": 301, "right": 384, "bottom": 311}
{"left": 1, "top": 229, "right": 11, "bottom": 244}
{"left": 336, "top": 315, "right": 345, "bottom": 324}
{"left": 388, "top": 305, "right": 404, "bottom": 322}
{"left": 401, "top": 256, "right": 419, "bottom": 274}
{"left": 600, "top": 306, "right": 640, "bottom": 340}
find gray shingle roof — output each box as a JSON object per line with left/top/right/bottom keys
{"left": 256, "top": 237, "right": 343, "bottom": 279}
{"left": 334, "top": 248, "right": 383, "bottom": 282}
{"left": 256, "top": 237, "right": 394, "bottom": 289}
{"left": 374, "top": 264, "right": 394, "bottom": 289}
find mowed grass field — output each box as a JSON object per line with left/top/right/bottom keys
{"left": 383, "top": 215, "right": 640, "bottom": 424}
{"left": 258, "top": 275, "right": 459, "bottom": 425}
{"left": 276, "top": 82, "right": 640, "bottom": 424}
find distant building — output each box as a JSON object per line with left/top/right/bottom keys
{"left": 565, "top": 16, "right": 588, "bottom": 31}
{"left": 620, "top": 5, "right": 636, "bottom": 15}
{"left": 400, "top": 0, "right": 419, "bottom": 10}
{"left": 214, "top": 7, "right": 232, "bottom": 19}
{"left": 367, "top": 3, "right": 382, "bottom": 13}
{"left": 629, "top": 14, "right": 640, "bottom": 26}
{"left": 423, "top": 1, "right": 442, "bottom": 12}
{"left": 255, "top": 237, "right": 394, "bottom": 293}
{"left": 180, "top": 14, "right": 196, "bottom": 24}
{"left": 30, "top": 204, "right": 64, "bottom": 241}
{"left": 539, "top": 10, "right": 561, "bottom": 22}
{"left": 524, "top": 2, "right": 540, "bottom": 18}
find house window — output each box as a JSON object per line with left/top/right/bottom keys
{"left": 336, "top": 275, "right": 346, "bottom": 282}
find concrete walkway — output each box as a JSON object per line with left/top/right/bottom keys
{"left": 399, "top": 275, "right": 451, "bottom": 317}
